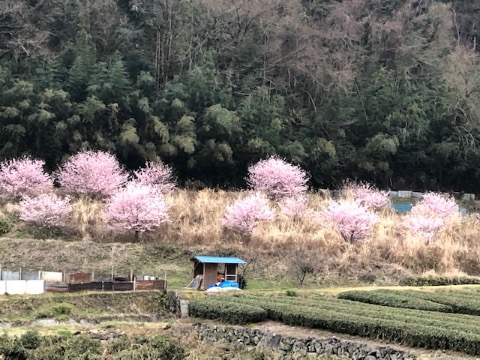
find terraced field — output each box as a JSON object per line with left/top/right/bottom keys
{"left": 189, "top": 290, "right": 480, "bottom": 356}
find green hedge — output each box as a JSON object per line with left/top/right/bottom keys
{"left": 222, "top": 295, "right": 480, "bottom": 331}
{"left": 336, "top": 289, "right": 480, "bottom": 317}
{"left": 191, "top": 295, "right": 480, "bottom": 355}
{"left": 401, "top": 290, "right": 480, "bottom": 316}
{"left": 400, "top": 276, "right": 480, "bottom": 286}
{"left": 338, "top": 290, "right": 454, "bottom": 312}
{"left": 188, "top": 299, "right": 267, "bottom": 324}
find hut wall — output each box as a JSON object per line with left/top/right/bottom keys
{"left": 203, "top": 263, "right": 218, "bottom": 290}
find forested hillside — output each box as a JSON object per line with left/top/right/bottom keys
{"left": 0, "top": 0, "right": 479, "bottom": 191}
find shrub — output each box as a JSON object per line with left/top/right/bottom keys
{"left": 0, "top": 334, "right": 27, "bottom": 359}
{"left": 19, "top": 331, "right": 41, "bottom": 350}
{"left": 246, "top": 156, "right": 309, "bottom": 198}
{"left": 222, "top": 193, "right": 275, "bottom": 233}
{"left": 104, "top": 183, "right": 169, "bottom": 240}
{"left": 0, "top": 333, "right": 184, "bottom": 360}
{"left": 19, "top": 194, "right": 71, "bottom": 227}
{"left": 133, "top": 161, "right": 176, "bottom": 194}
{"left": 0, "top": 157, "right": 53, "bottom": 200}
{"left": 0, "top": 217, "right": 12, "bottom": 235}
{"left": 237, "top": 273, "right": 247, "bottom": 289}
{"left": 35, "top": 303, "right": 74, "bottom": 320}
{"left": 322, "top": 199, "right": 378, "bottom": 242}
{"left": 189, "top": 299, "right": 267, "bottom": 324}
{"left": 57, "top": 335, "right": 101, "bottom": 359}
{"left": 57, "top": 150, "right": 127, "bottom": 198}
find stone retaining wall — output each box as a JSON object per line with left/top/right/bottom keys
{"left": 188, "top": 323, "right": 415, "bottom": 359}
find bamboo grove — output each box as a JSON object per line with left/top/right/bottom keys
{"left": 1, "top": 0, "right": 480, "bottom": 191}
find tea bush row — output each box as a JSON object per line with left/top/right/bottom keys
{"left": 190, "top": 295, "right": 480, "bottom": 355}
{"left": 339, "top": 289, "right": 480, "bottom": 316}
{"left": 401, "top": 290, "right": 480, "bottom": 316}
{"left": 338, "top": 290, "right": 454, "bottom": 312}
{"left": 223, "top": 295, "right": 480, "bottom": 331}
{"left": 188, "top": 299, "right": 267, "bottom": 324}
{"left": 400, "top": 276, "right": 480, "bottom": 286}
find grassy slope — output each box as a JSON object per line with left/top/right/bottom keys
{"left": 0, "top": 237, "right": 193, "bottom": 289}
{"left": 0, "top": 291, "right": 167, "bottom": 322}
{"left": 0, "top": 236, "right": 413, "bottom": 291}
{"left": 0, "top": 237, "right": 308, "bottom": 290}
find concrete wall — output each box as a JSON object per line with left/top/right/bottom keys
{"left": 0, "top": 280, "right": 44, "bottom": 295}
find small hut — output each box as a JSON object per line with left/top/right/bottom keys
{"left": 190, "top": 256, "right": 246, "bottom": 290}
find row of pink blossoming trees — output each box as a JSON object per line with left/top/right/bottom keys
{"left": 0, "top": 151, "right": 174, "bottom": 240}
{"left": 223, "top": 157, "right": 461, "bottom": 244}
{"left": 0, "top": 152, "right": 461, "bottom": 243}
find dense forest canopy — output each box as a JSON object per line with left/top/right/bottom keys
{"left": 1, "top": 0, "right": 480, "bottom": 191}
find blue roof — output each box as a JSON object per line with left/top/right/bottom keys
{"left": 192, "top": 256, "right": 246, "bottom": 264}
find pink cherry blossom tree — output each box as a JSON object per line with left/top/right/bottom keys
{"left": 410, "top": 192, "right": 459, "bottom": 219}
{"left": 57, "top": 150, "right": 128, "bottom": 198}
{"left": 222, "top": 193, "right": 275, "bottom": 234}
{"left": 278, "top": 195, "right": 308, "bottom": 219}
{"left": 132, "top": 161, "right": 176, "bottom": 194}
{"left": 346, "top": 182, "right": 390, "bottom": 211}
{"left": 404, "top": 215, "right": 444, "bottom": 244}
{"left": 246, "top": 156, "right": 309, "bottom": 199}
{"left": 0, "top": 157, "right": 53, "bottom": 200}
{"left": 19, "top": 193, "right": 72, "bottom": 227}
{"left": 322, "top": 199, "right": 379, "bottom": 242}
{"left": 403, "top": 193, "right": 458, "bottom": 244}
{"left": 104, "top": 183, "right": 169, "bottom": 241}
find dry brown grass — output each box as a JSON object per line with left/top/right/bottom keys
{"left": 69, "top": 196, "right": 108, "bottom": 241}
{"left": 5, "top": 189, "right": 480, "bottom": 279}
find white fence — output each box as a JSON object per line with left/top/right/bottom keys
{"left": 0, "top": 270, "right": 63, "bottom": 282}
{"left": 0, "top": 280, "right": 45, "bottom": 295}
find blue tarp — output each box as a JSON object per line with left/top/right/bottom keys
{"left": 392, "top": 204, "right": 413, "bottom": 213}
{"left": 392, "top": 204, "right": 467, "bottom": 214}
{"left": 207, "top": 280, "right": 240, "bottom": 289}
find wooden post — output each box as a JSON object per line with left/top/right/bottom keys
{"left": 111, "top": 245, "right": 114, "bottom": 281}
{"left": 91, "top": 271, "right": 94, "bottom": 282}
{"left": 130, "top": 269, "right": 134, "bottom": 291}
{"left": 0, "top": 264, "right": 2, "bottom": 280}
{"left": 19, "top": 267, "right": 22, "bottom": 281}
{"left": 164, "top": 273, "right": 167, "bottom": 290}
